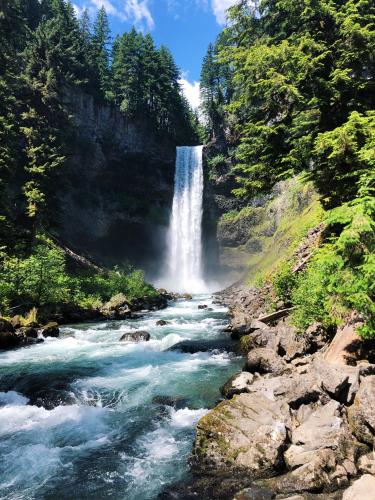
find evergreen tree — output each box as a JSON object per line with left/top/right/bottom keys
{"left": 92, "top": 6, "right": 111, "bottom": 99}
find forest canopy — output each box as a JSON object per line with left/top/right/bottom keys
{"left": 200, "top": 0, "right": 374, "bottom": 336}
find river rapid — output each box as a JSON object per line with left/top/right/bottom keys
{"left": 0, "top": 295, "right": 241, "bottom": 499}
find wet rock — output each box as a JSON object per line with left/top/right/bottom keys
{"left": 0, "top": 331, "right": 21, "bottom": 349}
{"left": 40, "top": 322, "right": 60, "bottom": 338}
{"left": 22, "top": 337, "right": 44, "bottom": 346}
{"left": 221, "top": 372, "right": 255, "bottom": 399}
{"left": 198, "top": 304, "right": 208, "bottom": 309}
{"left": 342, "top": 475, "right": 375, "bottom": 500}
{"left": 182, "top": 293, "right": 193, "bottom": 300}
{"left": 29, "top": 389, "right": 77, "bottom": 410}
{"left": 233, "top": 486, "right": 276, "bottom": 499}
{"left": 10, "top": 315, "right": 22, "bottom": 329}
{"left": 193, "top": 393, "right": 291, "bottom": 477}
{"left": 156, "top": 320, "right": 169, "bottom": 326}
{"left": 348, "top": 376, "right": 375, "bottom": 445}
{"left": 0, "top": 317, "right": 14, "bottom": 333}
{"left": 152, "top": 395, "right": 188, "bottom": 409}
{"left": 169, "top": 338, "right": 236, "bottom": 354}
{"left": 100, "top": 293, "right": 131, "bottom": 320}
{"left": 17, "top": 326, "right": 38, "bottom": 338}
{"left": 245, "top": 347, "right": 287, "bottom": 375}
{"left": 120, "top": 330, "right": 151, "bottom": 342}
{"left": 159, "top": 473, "right": 255, "bottom": 500}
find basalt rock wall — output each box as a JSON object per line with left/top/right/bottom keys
{"left": 57, "top": 87, "right": 176, "bottom": 277}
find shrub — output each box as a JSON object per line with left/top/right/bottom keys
{"left": 290, "top": 176, "right": 375, "bottom": 336}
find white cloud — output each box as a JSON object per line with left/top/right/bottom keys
{"left": 124, "top": 0, "right": 155, "bottom": 30}
{"left": 73, "top": 3, "right": 85, "bottom": 17}
{"left": 179, "top": 78, "right": 201, "bottom": 110}
{"left": 86, "top": 0, "right": 154, "bottom": 30}
{"left": 211, "top": 0, "right": 239, "bottom": 25}
{"left": 90, "top": 0, "right": 120, "bottom": 16}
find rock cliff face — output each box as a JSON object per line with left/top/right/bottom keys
{"left": 57, "top": 88, "right": 176, "bottom": 277}
{"left": 203, "top": 148, "right": 322, "bottom": 285}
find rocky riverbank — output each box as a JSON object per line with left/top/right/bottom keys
{"left": 0, "top": 289, "right": 180, "bottom": 350}
{"left": 182, "top": 283, "right": 375, "bottom": 499}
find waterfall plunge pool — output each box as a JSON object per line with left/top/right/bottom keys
{"left": 0, "top": 295, "right": 242, "bottom": 499}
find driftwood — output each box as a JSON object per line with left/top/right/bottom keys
{"left": 257, "top": 307, "right": 296, "bottom": 324}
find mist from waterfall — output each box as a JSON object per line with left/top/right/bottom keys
{"left": 162, "top": 146, "right": 207, "bottom": 293}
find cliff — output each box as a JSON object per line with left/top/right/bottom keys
{"left": 57, "top": 88, "right": 177, "bottom": 278}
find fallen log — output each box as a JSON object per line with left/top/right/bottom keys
{"left": 257, "top": 307, "right": 296, "bottom": 324}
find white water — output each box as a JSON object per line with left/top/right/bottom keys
{"left": 0, "top": 296, "right": 241, "bottom": 499}
{"left": 162, "top": 146, "right": 206, "bottom": 293}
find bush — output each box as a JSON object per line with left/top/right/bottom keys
{"left": 0, "top": 236, "right": 158, "bottom": 315}
{"left": 290, "top": 177, "right": 375, "bottom": 336}
{"left": 0, "top": 237, "right": 70, "bottom": 311}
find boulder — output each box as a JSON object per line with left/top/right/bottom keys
{"left": 17, "top": 326, "right": 38, "bottom": 338}
{"left": 182, "top": 293, "right": 193, "bottom": 300}
{"left": 100, "top": 293, "right": 131, "bottom": 320}
{"left": 10, "top": 315, "right": 22, "bottom": 329}
{"left": 312, "top": 357, "right": 360, "bottom": 405}
{"left": 221, "top": 372, "right": 255, "bottom": 399}
{"left": 193, "top": 393, "right": 291, "bottom": 477}
{"left": 169, "top": 338, "right": 236, "bottom": 354}
{"left": 342, "top": 475, "right": 375, "bottom": 500}
{"left": 0, "top": 331, "right": 21, "bottom": 349}
{"left": 243, "top": 371, "right": 323, "bottom": 410}
{"left": 120, "top": 330, "right": 150, "bottom": 342}
{"left": 358, "top": 452, "right": 375, "bottom": 475}
{"left": 304, "top": 322, "right": 331, "bottom": 352}
{"left": 198, "top": 305, "right": 208, "bottom": 309}
{"left": 261, "top": 448, "right": 349, "bottom": 494}
{"left": 323, "top": 321, "right": 362, "bottom": 366}
{"left": 0, "top": 317, "right": 14, "bottom": 333}
{"left": 277, "top": 322, "right": 310, "bottom": 361}
{"left": 263, "top": 400, "right": 367, "bottom": 494}
{"left": 245, "top": 348, "right": 287, "bottom": 375}
{"left": 348, "top": 376, "right": 375, "bottom": 445}
{"left": 40, "top": 322, "right": 60, "bottom": 338}
{"left": 156, "top": 319, "right": 169, "bottom": 326}
{"left": 239, "top": 327, "right": 278, "bottom": 353}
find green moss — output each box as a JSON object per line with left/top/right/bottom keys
{"left": 246, "top": 184, "right": 324, "bottom": 284}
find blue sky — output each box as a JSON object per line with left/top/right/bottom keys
{"left": 72, "top": 0, "right": 239, "bottom": 108}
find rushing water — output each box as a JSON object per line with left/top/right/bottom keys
{"left": 164, "top": 146, "right": 206, "bottom": 293}
{"left": 0, "top": 296, "right": 241, "bottom": 499}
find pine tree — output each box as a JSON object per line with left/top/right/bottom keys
{"left": 92, "top": 6, "right": 111, "bottom": 99}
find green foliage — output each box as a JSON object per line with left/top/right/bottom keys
{"left": 307, "top": 111, "right": 375, "bottom": 208}
{"left": 0, "top": 236, "right": 69, "bottom": 309}
{"left": 0, "top": 236, "right": 158, "bottom": 315}
{"left": 211, "top": 0, "right": 375, "bottom": 204}
{"left": 289, "top": 179, "right": 375, "bottom": 335}
{"left": 271, "top": 260, "right": 297, "bottom": 307}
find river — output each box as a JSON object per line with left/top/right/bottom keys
{"left": 0, "top": 295, "right": 241, "bottom": 499}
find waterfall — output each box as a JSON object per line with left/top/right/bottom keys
{"left": 164, "top": 146, "right": 206, "bottom": 293}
